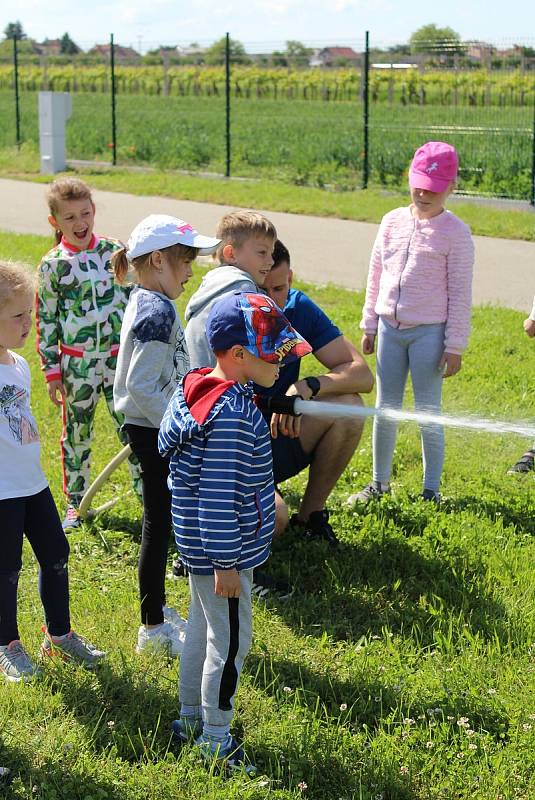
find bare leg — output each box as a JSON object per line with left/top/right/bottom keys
{"left": 273, "top": 394, "right": 365, "bottom": 534}
{"left": 274, "top": 490, "right": 289, "bottom": 538}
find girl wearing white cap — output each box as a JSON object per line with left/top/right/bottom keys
{"left": 113, "top": 215, "right": 220, "bottom": 656}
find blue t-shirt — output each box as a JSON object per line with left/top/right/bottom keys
{"left": 258, "top": 288, "right": 342, "bottom": 397}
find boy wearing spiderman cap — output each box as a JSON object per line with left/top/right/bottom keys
{"left": 158, "top": 292, "right": 311, "bottom": 774}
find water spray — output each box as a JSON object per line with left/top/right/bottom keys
{"left": 79, "top": 395, "right": 535, "bottom": 521}
{"left": 291, "top": 399, "right": 535, "bottom": 440}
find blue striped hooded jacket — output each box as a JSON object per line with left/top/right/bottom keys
{"left": 158, "top": 373, "right": 275, "bottom": 575}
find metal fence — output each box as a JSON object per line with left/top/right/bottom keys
{"left": 1, "top": 32, "right": 535, "bottom": 203}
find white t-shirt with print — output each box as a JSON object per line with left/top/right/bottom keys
{"left": 0, "top": 352, "right": 48, "bottom": 500}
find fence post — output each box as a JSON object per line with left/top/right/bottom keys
{"left": 362, "top": 30, "right": 369, "bottom": 189}
{"left": 13, "top": 34, "right": 21, "bottom": 149}
{"left": 225, "top": 32, "right": 231, "bottom": 178}
{"left": 110, "top": 33, "right": 117, "bottom": 166}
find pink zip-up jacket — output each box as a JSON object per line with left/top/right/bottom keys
{"left": 361, "top": 206, "right": 474, "bottom": 355}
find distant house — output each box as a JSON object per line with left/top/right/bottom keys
{"left": 310, "top": 47, "right": 361, "bottom": 68}
{"left": 88, "top": 44, "right": 141, "bottom": 63}
{"left": 465, "top": 41, "right": 496, "bottom": 62}
{"left": 495, "top": 44, "right": 524, "bottom": 59}
{"left": 37, "top": 39, "right": 63, "bottom": 56}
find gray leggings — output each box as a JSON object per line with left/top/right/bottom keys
{"left": 180, "top": 568, "right": 253, "bottom": 730}
{"left": 373, "top": 319, "right": 446, "bottom": 492}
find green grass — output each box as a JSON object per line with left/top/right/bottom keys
{"left": 1, "top": 90, "right": 532, "bottom": 199}
{"left": 1, "top": 147, "right": 534, "bottom": 243}
{"left": 1, "top": 230, "right": 535, "bottom": 799}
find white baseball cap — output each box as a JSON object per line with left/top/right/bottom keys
{"left": 127, "top": 214, "right": 220, "bottom": 260}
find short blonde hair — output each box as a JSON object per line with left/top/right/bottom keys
{"left": 215, "top": 211, "right": 277, "bottom": 263}
{"left": 0, "top": 261, "right": 36, "bottom": 311}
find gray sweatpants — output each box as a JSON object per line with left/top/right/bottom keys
{"left": 373, "top": 318, "right": 446, "bottom": 492}
{"left": 179, "top": 568, "right": 253, "bottom": 729}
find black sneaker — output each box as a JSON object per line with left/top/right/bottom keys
{"left": 251, "top": 569, "right": 293, "bottom": 601}
{"left": 420, "top": 489, "right": 441, "bottom": 504}
{"left": 291, "top": 510, "right": 339, "bottom": 548}
{"left": 508, "top": 449, "right": 535, "bottom": 474}
{"left": 171, "top": 558, "right": 187, "bottom": 579}
{"left": 346, "top": 481, "right": 390, "bottom": 506}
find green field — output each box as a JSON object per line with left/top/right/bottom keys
{"left": 1, "top": 230, "right": 534, "bottom": 799}
{"left": 0, "top": 91, "right": 532, "bottom": 198}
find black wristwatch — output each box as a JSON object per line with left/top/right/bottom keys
{"left": 304, "top": 376, "right": 321, "bottom": 398}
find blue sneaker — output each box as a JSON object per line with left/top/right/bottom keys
{"left": 195, "top": 733, "right": 258, "bottom": 776}
{"left": 171, "top": 717, "right": 203, "bottom": 744}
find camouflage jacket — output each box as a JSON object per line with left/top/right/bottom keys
{"left": 36, "top": 235, "right": 130, "bottom": 382}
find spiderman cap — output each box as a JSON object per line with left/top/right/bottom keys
{"left": 206, "top": 291, "right": 312, "bottom": 365}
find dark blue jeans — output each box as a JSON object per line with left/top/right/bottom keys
{"left": 0, "top": 487, "right": 70, "bottom": 645}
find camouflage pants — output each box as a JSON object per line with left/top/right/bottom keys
{"left": 60, "top": 353, "right": 141, "bottom": 505}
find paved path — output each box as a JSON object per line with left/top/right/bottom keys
{"left": 1, "top": 178, "right": 533, "bottom": 312}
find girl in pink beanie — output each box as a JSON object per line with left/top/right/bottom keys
{"left": 350, "top": 141, "right": 474, "bottom": 505}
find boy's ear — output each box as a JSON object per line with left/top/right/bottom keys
{"left": 288, "top": 268, "right": 294, "bottom": 286}
{"left": 222, "top": 243, "right": 235, "bottom": 263}
{"left": 48, "top": 214, "right": 58, "bottom": 230}
{"left": 230, "top": 344, "right": 244, "bottom": 360}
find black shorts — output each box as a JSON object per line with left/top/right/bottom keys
{"left": 271, "top": 433, "right": 313, "bottom": 485}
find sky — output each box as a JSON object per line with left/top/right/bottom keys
{"left": 1, "top": 0, "right": 534, "bottom": 52}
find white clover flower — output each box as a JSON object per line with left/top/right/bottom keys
{"left": 400, "top": 766, "right": 409, "bottom": 775}
{"left": 340, "top": 703, "right": 348, "bottom": 711}
{"left": 283, "top": 686, "right": 293, "bottom": 693}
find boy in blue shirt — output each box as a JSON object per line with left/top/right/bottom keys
{"left": 158, "top": 291, "right": 311, "bottom": 774}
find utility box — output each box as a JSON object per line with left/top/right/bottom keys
{"left": 38, "top": 92, "right": 72, "bottom": 174}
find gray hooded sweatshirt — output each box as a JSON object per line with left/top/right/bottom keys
{"left": 184, "top": 265, "right": 259, "bottom": 368}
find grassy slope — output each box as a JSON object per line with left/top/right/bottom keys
{"left": 0, "top": 145, "right": 534, "bottom": 242}
{"left": 0, "top": 231, "right": 534, "bottom": 799}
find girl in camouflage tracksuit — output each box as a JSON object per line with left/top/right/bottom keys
{"left": 36, "top": 178, "right": 139, "bottom": 528}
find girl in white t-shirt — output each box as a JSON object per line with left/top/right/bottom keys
{"left": 0, "top": 262, "right": 105, "bottom": 682}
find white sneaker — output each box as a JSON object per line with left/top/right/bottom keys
{"left": 163, "top": 606, "right": 188, "bottom": 642}
{"left": 135, "top": 621, "right": 184, "bottom": 657}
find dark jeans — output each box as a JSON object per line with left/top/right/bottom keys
{"left": 124, "top": 424, "right": 173, "bottom": 626}
{"left": 0, "top": 487, "right": 70, "bottom": 645}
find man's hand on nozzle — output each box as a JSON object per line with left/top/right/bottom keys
{"left": 257, "top": 394, "right": 303, "bottom": 417}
